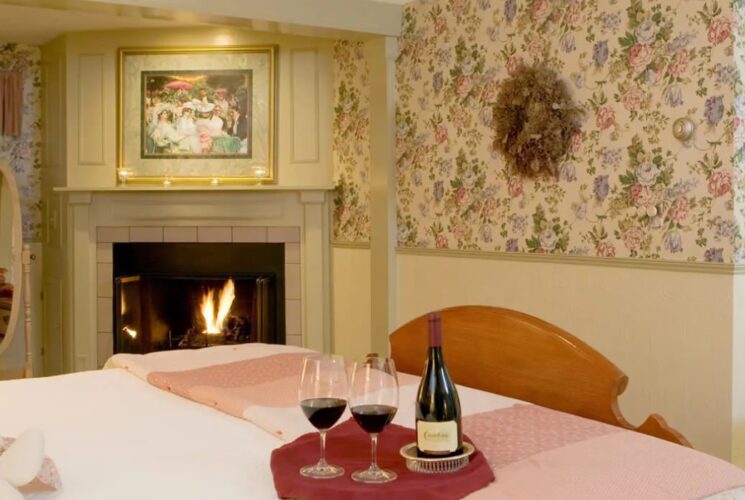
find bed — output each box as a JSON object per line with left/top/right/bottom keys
{"left": 1, "top": 311, "right": 744, "bottom": 499}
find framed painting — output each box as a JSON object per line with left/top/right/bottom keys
{"left": 117, "top": 46, "right": 277, "bottom": 184}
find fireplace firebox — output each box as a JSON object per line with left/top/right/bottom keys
{"left": 112, "top": 243, "right": 285, "bottom": 354}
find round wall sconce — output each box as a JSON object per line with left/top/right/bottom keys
{"left": 672, "top": 117, "right": 696, "bottom": 143}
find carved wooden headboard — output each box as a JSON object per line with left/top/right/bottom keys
{"left": 390, "top": 305, "right": 690, "bottom": 447}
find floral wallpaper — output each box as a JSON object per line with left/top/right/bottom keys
{"left": 396, "top": 0, "right": 742, "bottom": 263}
{"left": 332, "top": 40, "right": 371, "bottom": 243}
{"left": 0, "top": 43, "right": 41, "bottom": 241}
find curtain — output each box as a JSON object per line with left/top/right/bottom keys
{"left": 0, "top": 71, "right": 22, "bottom": 137}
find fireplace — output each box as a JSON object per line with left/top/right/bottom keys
{"left": 112, "top": 242, "right": 285, "bottom": 354}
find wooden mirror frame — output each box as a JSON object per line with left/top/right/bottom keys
{"left": 0, "top": 161, "right": 23, "bottom": 359}
{"left": 390, "top": 305, "right": 690, "bottom": 447}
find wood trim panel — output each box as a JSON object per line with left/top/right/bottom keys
{"left": 390, "top": 305, "right": 690, "bottom": 447}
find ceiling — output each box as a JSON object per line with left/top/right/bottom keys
{"left": 0, "top": 3, "right": 190, "bottom": 44}
{"left": 0, "top": 0, "right": 411, "bottom": 45}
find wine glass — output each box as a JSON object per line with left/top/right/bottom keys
{"left": 298, "top": 354, "right": 349, "bottom": 479}
{"left": 348, "top": 357, "right": 399, "bottom": 484}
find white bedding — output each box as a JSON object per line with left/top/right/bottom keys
{"left": 0, "top": 345, "right": 515, "bottom": 500}
{"left": 0, "top": 369, "right": 285, "bottom": 499}
{"left": 2, "top": 344, "right": 744, "bottom": 500}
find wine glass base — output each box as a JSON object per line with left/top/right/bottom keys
{"left": 351, "top": 468, "right": 397, "bottom": 484}
{"left": 300, "top": 464, "right": 345, "bottom": 479}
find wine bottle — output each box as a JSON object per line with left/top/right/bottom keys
{"left": 415, "top": 311, "right": 463, "bottom": 457}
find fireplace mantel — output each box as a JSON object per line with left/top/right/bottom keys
{"left": 56, "top": 187, "right": 332, "bottom": 373}
{"left": 54, "top": 185, "right": 334, "bottom": 193}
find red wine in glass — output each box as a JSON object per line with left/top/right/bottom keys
{"left": 297, "top": 354, "right": 349, "bottom": 479}
{"left": 301, "top": 398, "right": 347, "bottom": 430}
{"left": 348, "top": 358, "right": 399, "bottom": 484}
{"left": 351, "top": 405, "right": 397, "bottom": 434}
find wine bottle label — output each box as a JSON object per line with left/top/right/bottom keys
{"left": 416, "top": 420, "right": 458, "bottom": 453}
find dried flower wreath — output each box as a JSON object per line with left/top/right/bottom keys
{"left": 492, "top": 65, "right": 583, "bottom": 178}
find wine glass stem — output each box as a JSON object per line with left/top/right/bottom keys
{"left": 318, "top": 430, "right": 329, "bottom": 468}
{"left": 369, "top": 433, "right": 380, "bottom": 472}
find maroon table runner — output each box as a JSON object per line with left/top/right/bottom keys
{"left": 270, "top": 418, "right": 495, "bottom": 500}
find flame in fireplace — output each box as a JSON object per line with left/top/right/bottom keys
{"left": 123, "top": 326, "right": 137, "bottom": 339}
{"left": 200, "top": 279, "right": 235, "bottom": 334}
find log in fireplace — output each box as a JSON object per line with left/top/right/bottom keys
{"left": 112, "top": 243, "right": 285, "bottom": 354}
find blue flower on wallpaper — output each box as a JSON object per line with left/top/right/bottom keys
{"left": 433, "top": 180, "right": 445, "bottom": 202}
{"left": 736, "top": 95, "right": 745, "bottom": 116}
{"left": 705, "top": 248, "right": 724, "bottom": 262}
{"left": 433, "top": 72, "right": 444, "bottom": 93}
{"left": 593, "top": 41, "right": 609, "bottom": 66}
{"left": 506, "top": 238, "right": 519, "bottom": 252}
{"left": 504, "top": 0, "right": 517, "bottom": 21}
{"left": 705, "top": 96, "right": 724, "bottom": 125}
{"left": 664, "top": 231, "right": 683, "bottom": 254}
{"left": 562, "top": 34, "right": 576, "bottom": 53}
{"left": 665, "top": 85, "right": 684, "bottom": 108}
{"left": 593, "top": 175, "right": 610, "bottom": 201}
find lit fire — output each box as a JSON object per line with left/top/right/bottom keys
{"left": 200, "top": 279, "right": 236, "bottom": 335}
{"left": 123, "top": 326, "right": 137, "bottom": 339}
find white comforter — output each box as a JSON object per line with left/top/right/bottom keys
{"left": 0, "top": 345, "right": 515, "bottom": 500}
{"left": 0, "top": 368, "right": 285, "bottom": 499}
{"left": 1, "top": 344, "right": 744, "bottom": 500}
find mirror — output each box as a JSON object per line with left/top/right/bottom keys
{"left": 0, "top": 161, "right": 22, "bottom": 357}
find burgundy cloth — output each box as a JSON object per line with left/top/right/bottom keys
{"left": 0, "top": 71, "right": 22, "bottom": 137}
{"left": 270, "top": 418, "right": 495, "bottom": 500}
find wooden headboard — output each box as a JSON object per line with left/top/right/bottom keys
{"left": 390, "top": 305, "right": 690, "bottom": 447}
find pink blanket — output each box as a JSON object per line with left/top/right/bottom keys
{"left": 464, "top": 405, "right": 745, "bottom": 499}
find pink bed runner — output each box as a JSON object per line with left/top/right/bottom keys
{"left": 108, "top": 346, "right": 745, "bottom": 499}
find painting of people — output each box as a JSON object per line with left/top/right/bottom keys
{"left": 141, "top": 70, "right": 252, "bottom": 159}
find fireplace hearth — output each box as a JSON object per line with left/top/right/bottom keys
{"left": 113, "top": 243, "right": 285, "bottom": 354}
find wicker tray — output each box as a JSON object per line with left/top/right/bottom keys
{"left": 399, "top": 442, "right": 475, "bottom": 474}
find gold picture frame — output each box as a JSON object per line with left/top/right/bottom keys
{"left": 117, "top": 45, "right": 277, "bottom": 185}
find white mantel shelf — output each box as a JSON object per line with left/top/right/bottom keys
{"left": 54, "top": 185, "right": 334, "bottom": 193}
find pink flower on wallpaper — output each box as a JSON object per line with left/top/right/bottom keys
{"left": 563, "top": 1, "right": 581, "bottom": 27}
{"left": 569, "top": 131, "right": 583, "bottom": 153}
{"left": 338, "top": 112, "right": 351, "bottom": 133}
{"left": 667, "top": 50, "right": 689, "bottom": 76}
{"left": 508, "top": 176, "right": 524, "bottom": 198}
{"left": 453, "top": 222, "right": 467, "bottom": 239}
{"left": 506, "top": 56, "right": 524, "bottom": 76}
{"left": 596, "top": 241, "right": 616, "bottom": 257}
{"left": 435, "top": 16, "right": 447, "bottom": 35}
{"left": 455, "top": 74, "right": 473, "bottom": 97}
{"left": 435, "top": 124, "right": 448, "bottom": 144}
{"left": 528, "top": 37, "right": 545, "bottom": 59}
{"left": 707, "top": 18, "right": 732, "bottom": 45}
{"left": 735, "top": 117, "right": 745, "bottom": 148}
{"left": 482, "top": 80, "right": 498, "bottom": 102}
{"left": 455, "top": 187, "right": 473, "bottom": 208}
{"left": 707, "top": 171, "right": 732, "bottom": 197}
{"left": 627, "top": 43, "right": 653, "bottom": 73}
{"left": 622, "top": 86, "right": 644, "bottom": 111}
{"left": 667, "top": 197, "right": 689, "bottom": 223}
{"left": 531, "top": 0, "right": 551, "bottom": 22}
{"left": 623, "top": 227, "right": 644, "bottom": 251}
{"left": 596, "top": 106, "right": 615, "bottom": 130}
{"left": 630, "top": 183, "right": 654, "bottom": 207}
{"left": 435, "top": 233, "right": 449, "bottom": 249}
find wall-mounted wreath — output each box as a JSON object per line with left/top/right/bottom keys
{"left": 492, "top": 65, "right": 583, "bottom": 178}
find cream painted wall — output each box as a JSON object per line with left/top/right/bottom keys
{"left": 396, "top": 252, "right": 735, "bottom": 461}
{"left": 732, "top": 274, "right": 745, "bottom": 465}
{"left": 331, "top": 246, "right": 371, "bottom": 361}
{"left": 57, "top": 27, "right": 334, "bottom": 188}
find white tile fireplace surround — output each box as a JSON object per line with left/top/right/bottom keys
{"left": 59, "top": 188, "right": 331, "bottom": 372}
